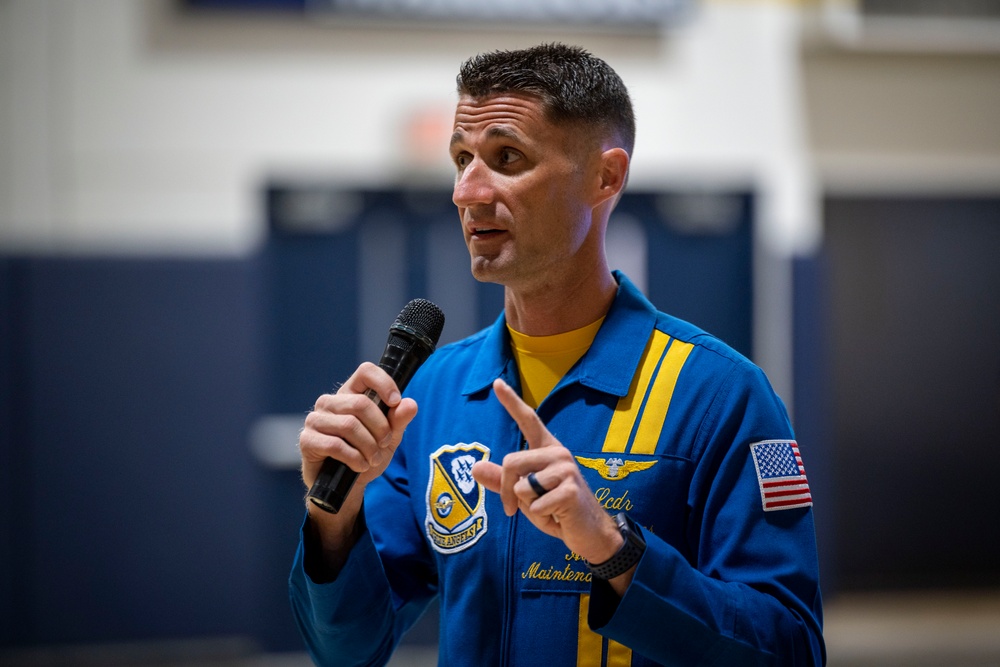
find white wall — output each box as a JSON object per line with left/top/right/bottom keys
{"left": 0, "top": 0, "right": 816, "bottom": 256}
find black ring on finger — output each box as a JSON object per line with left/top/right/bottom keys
{"left": 526, "top": 471, "right": 548, "bottom": 497}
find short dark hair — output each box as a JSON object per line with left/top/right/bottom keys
{"left": 456, "top": 43, "right": 636, "bottom": 157}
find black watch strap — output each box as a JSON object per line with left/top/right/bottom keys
{"left": 586, "top": 512, "right": 646, "bottom": 580}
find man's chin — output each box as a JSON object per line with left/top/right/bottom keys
{"left": 470, "top": 258, "right": 509, "bottom": 285}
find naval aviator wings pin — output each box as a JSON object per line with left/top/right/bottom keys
{"left": 575, "top": 455, "right": 657, "bottom": 481}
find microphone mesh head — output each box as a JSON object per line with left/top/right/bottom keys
{"left": 395, "top": 298, "right": 446, "bottom": 348}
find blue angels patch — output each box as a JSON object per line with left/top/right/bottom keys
{"left": 425, "top": 442, "right": 490, "bottom": 554}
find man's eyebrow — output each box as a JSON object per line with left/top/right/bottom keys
{"left": 485, "top": 126, "right": 522, "bottom": 143}
{"left": 449, "top": 125, "right": 524, "bottom": 149}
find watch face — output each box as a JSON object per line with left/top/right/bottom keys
{"left": 616, "top": 512, "right": 645, "bottom": 545}
{"left": 585, "top": 513, "right": 647, "bottom": 580}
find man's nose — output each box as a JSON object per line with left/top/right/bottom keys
{"left": 453, "top": 159, "right": 494, "bottom": 208}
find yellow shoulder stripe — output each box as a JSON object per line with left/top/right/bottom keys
{"left": 602, "top": 331, "right": 670, "bottom": 453}
{"left": 601, "top": 331, "right": 693, "bottom": 455}
{"left": 630, "top": 339, "right": 693, "bottom": 455}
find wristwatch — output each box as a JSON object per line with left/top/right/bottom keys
{"left": 586, "top": 512, "right": 646, "bottom": 580}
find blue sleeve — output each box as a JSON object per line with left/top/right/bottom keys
{"left": 289, "top": 516, "right": 397, "bottom": 667}
{"left": 590, "top": 363, "right": 825, "bottom": 666}
{"left": 288, "top": 443, "right": 438, "bottom": 666}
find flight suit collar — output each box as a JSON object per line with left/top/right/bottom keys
{"left": 461, "top": 271, "right": 657, "bottom": 399}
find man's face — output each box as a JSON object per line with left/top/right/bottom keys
{"left": 450, "top": 92, "right": 599, "bottom": 294}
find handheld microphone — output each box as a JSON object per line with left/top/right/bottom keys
{"left": 307, "top": 298, "right": 445, "bottom": 514}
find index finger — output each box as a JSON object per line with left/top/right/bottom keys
{"left": 339, "top": 362, "right": 402, "bottom": 409}
{"left": 492, "top": 378, "right": 553, "bottom": 449}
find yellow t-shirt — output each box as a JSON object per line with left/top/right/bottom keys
{"left": 507, "top": 317, "right": 605, "bottom": 409}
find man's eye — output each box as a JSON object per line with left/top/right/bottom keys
{"left": 499, "top": 149, "right": 521, "bottom": 166}
{"left": 454, "top": 154, "right": 470, "bottom": 169}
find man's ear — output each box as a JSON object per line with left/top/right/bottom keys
{"left": 592, "top": 147, "right": 629, "bottom": 208}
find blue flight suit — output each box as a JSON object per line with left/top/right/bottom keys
{"left": 290, "top": 271, "right": 825, "bottom": 666}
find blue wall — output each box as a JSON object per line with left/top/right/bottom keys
{"left": 819, "top": 195, "right": 1000, "bottom": 591}
{"left": 0, "top": 256, "right": 289, "bottom": 647}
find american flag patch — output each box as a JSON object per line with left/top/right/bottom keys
{"left": 750, "top": 440, "right": 813, "bottom": 512}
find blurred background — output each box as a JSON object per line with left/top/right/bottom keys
{"left": 1, "top": 0, "right": 998, "bottom": 665}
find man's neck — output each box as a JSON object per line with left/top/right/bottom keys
{"left": 503, "top": 268, "right": 617, "bottom": 336}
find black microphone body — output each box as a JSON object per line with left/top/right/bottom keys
{"left": 307, "top": 299, "right": 445, "bottom": 514}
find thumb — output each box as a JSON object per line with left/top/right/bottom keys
{"left": 471, "top": 460, "right": 502, "bottom": 494}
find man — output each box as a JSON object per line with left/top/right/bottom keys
{"left": 290, "top": 43, "right": 825, "bottom": 666}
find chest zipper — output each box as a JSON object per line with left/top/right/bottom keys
{"left": 499, "top": 435, "right": 528, "bottom": 667}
